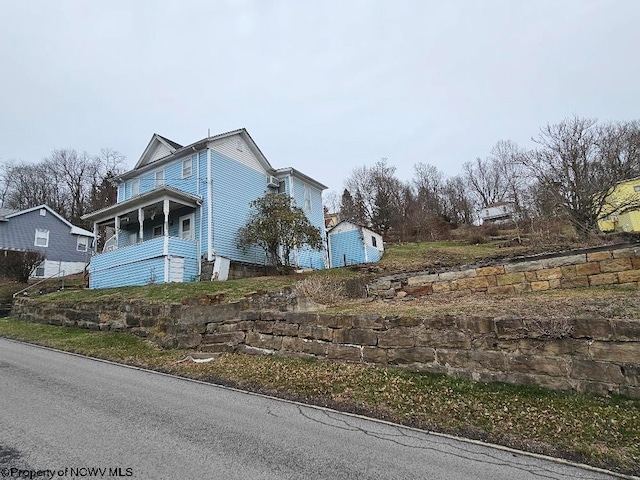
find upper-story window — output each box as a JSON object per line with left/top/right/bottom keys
{"left": 77, "top": 236, "right": 88, "bottom": 252}
{"left": 34, "top": 228, "right": 49, "bottom": 247}
{"left": 155, "top": 170, "right": 165, "bottom": 187}
{"left": 182, "top": 159, "right": 193, "bottom": 179}
{"left": 371, "top": 236, "right": 377, "bottom": 248}
{"left": 131, "top": 179, "right": 140, "bottom": 197}
{"left": 634, "top": 185, "right": 640, "bottom": 192}
{"left": 304, "top": 185, "right": 312, "bottom": 212}
{"left": 236, "top": 138, "right": 243, "bottom": 152}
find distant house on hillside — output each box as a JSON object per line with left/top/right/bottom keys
{"left": 479, "top": 202, "right": 517, "bottom": 225}
{"left": 0, "top": 205, "right": 94, "bottom": 278}
{"left": 82, "top": 128, "right": 328, "bottom": 289}
{"left": 598, "top": 176, "right": 640, "bottom": 233}
{"left": 327, "top": 221, "right": 383, "bottom": 268}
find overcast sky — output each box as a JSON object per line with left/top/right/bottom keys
{"left": 1, "top": 0, "right": 638, "bottom": 198}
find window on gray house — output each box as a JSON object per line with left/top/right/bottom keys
{"left": 371, "top": 236, "right": 377, "bottom": 247}
{"left": 77, "top": 236, "right": 88, "bottom": 252}
{"left": 34, "top": 228, "right": 49, "bottom": 247}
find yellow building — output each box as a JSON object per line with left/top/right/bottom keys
{"left": 598, "top": 177, "right": 640, "bottom": 233}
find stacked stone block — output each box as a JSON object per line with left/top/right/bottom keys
{"left": 369, "top": 246, "right": 640, "bottom": 299}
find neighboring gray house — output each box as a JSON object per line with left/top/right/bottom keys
{"left": 0, "top": 205, "right": 94, "bottom": 278}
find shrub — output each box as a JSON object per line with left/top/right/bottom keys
{"left": 0, "top": 250, "right": 45, "bottom": 283}
{"left": 294, "top": 276, "right": 346, "bottom": 306}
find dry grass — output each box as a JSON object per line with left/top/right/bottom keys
{"left": 327, "top": 286, "right": 640, "bottom": 319}
{"left": 294, "top": 276, "right": 347, "bottom": 306}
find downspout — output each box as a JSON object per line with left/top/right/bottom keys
{"left": 326, "top": 230, "right": 332, "bottom": 269}
{"left": 288, "top": 172, "right": 296, "bottom": 267}
{"left": 207, "top": 147, "right": 213, "bottom": 261}
{"left": 196, "top": 151, "right": 202, "bottom": 276}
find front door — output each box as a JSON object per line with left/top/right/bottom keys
{"left": 179, "top": 213, "right": 195, "bottom": 240}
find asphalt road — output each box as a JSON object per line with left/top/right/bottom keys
{"left": 0, "top": 337, "right": 622, "bottom": 480}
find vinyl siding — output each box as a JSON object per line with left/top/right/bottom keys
{"left": 210, "top": 150, "right": 269, "bottom": 265}
{"left": 0, "top": 208, "right": 92, "bottom": 264}
{"left": 209, "top": 136, "right": 264, "bottom": 173}
{"left": 328, "top": 222, "right": 383, "bottom": 268}
{"left": 329, "top": 229, "right": 364, "bottom": 267}
{"left": 290, "top": 176, "right": 327, "bottom": 269}
{"left": 149, "top": 142, "right": 172, "bottom": 162}
{"left": 89, "top": 237, "right": 197, "bottom": 288}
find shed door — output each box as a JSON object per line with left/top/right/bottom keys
{"left": 168, "top": 256, "right": 184, "bottom": 283}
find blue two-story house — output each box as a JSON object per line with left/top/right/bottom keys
{"left": 82, "top": 128, "right": 327, "bottom": 289}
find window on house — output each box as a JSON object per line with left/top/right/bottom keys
{"left": 34, "top": 229, "right": 49, "bottom": 247}
{"left": 34, "top": 265, "right": 45, "bottom": 277}
{"left": 371, "top": 236, "right": 377, "bottom": 247}
{"left": 77, "top": 236, "right": 88, "bottom": 252}
{"left": 153, "top": 225, "right": 164, "bottom": 238}
{"left": 39, "top": 208, "right": 46, "bottom": 216}
{"left": 304, "top": 185, "right": 312, "bottom": 211}
{"left": 182, "top": 159, "right": 193, "bottom": 178}
{"left": 634, "top": 185, "right": 640, "bottom": 192}
{"left": 278, "top": 181, "right": 286, "bottom": 194}
{"left": 128, "top": 232, "right": 138, "bottom": 246}
{"left": 155, "top": 170, "right": 165, "bottom": 187}
{"left": 236, "top": 139, "right": 243, "bottom": 151}
{"left": 131, "top": 179, "right": 140, "bottom": 197}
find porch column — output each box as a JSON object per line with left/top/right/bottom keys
{"left": 114, "top": 215, "right": 120, "bottom": 248}
{"left": 137, "top": 208, "right": 144, "bottom": 243}
{"left": 92, "top": 222, "right": 98, "bottom": 253}
{"left": 163, "top": 198, "right": 170, "bottom": 282}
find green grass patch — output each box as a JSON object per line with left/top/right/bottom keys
{"left": 0, "top": 318, "right": 184, "bottom": 367}
{"left": 0, "top": 317, "right": 638, "bottom": 475}
{"left": 379, "top": 240, "right": 528, "bottom": 273}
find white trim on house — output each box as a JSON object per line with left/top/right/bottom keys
{"left": 134, "top": 134, "right": 182, "bottom": 169}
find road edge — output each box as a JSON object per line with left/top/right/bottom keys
{"left": 2, "top": 336, "right": 638, "bottom": 480}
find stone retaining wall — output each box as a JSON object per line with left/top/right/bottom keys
{"left": 368, "top": 245, "right": 640, "bottom": 299}
{"left": 11, "top": 293, "right": 640, "bottom": 398}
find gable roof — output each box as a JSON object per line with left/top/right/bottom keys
{"left": 4, "top": 205, "right": 94, "bottom": 237}
{"left": 121, "top": 128, "right": 276, "bottom": 181}
{"left": 327, "top": 220, "right": 379, "bottom": 235}
{"left": 134, "top": 134, "right": 183, "bottom": 169}
{"left": 156, "top": 134, "right": 183, "bottom": 150}
{"left": 275, "top": 167, "right": 328, "bottom": 191}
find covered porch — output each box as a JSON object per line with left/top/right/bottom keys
{"left": 82, "top": 186, "right": 202, "bottom": 289}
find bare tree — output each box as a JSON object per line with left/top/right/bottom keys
{"left": 0, "top": 147, "right": 125, "bottom": 227}
{"left": 522, "top": 116, "right": 640, "bottom": 238}
{"left": 442, "top": 175, "right": 475, "bottom": 225}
